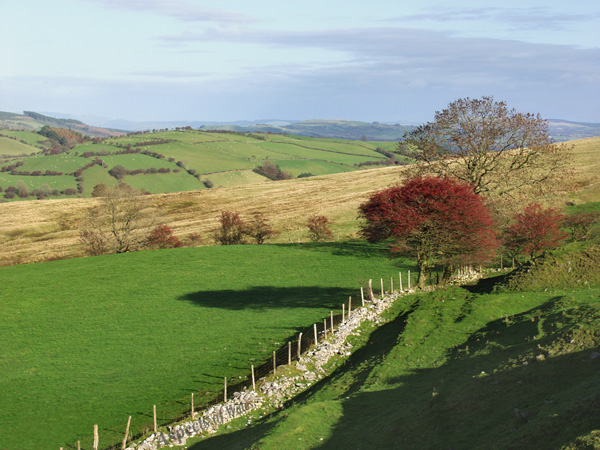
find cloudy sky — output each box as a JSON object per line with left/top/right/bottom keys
{"left": 1, "top": 0, "right": 598, "bottom": 124}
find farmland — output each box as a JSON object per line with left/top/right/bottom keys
{"left": 0, "top": 128, "right": 402, "bottom": 201}
{"left": 0, "top": 242, "right": 414, "bottom": 449}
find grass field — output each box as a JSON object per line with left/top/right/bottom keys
{"left": 186, "top": 276, "right": 600, "bottom": 449}
{"left": 0, "top": 242, "right": 414, "bottom": 449}
{"left": 0, "top": 129, "right": 398, "bottom": 201}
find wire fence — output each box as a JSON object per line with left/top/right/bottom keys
{"left": 63, "top": 268, "right": 471, "bottom": 450}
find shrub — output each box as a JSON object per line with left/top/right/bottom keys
{"left": 563, "top": 211, "right": 600, "bottom": 242}
{"left": 306, "top": 214, "right": 333, "bottom": 242}
{"left": 245, "top": 214, "right": 279, "bottom": 244}
{"left": 214, "top": 211, "right": 247, "bottom": 245}
{"left": 146, "top": 224, "right": 182, "bottom": 249}
{"left": 203, "top": 179, "right": 214, "bottom": 189}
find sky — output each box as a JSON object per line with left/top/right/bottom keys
{"left": 1, "top": 0, "right": 599, "bottom": 124}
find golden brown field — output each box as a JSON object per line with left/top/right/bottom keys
{"left": 1, "top": 137, "right": 598, "bottom": 266}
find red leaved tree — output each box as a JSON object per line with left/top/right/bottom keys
{"left": 245, "top": 213, "right": 279, "bottom": 244}
{"left": 306, "top": 214, "right": 333, "bottom": 241}
{"left": 214, "top": 211, "right": 247, "bottom": 245}
{"left": 359, "top": 176, "right": 498, "bottom": 288}
{"left": 503, "top": 203, "right": 566, "bottom": 261}
{"left": 146, "top": 224, "right": 182, "bottom": 249}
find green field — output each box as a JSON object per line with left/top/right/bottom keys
{"left": 0, "top": 242, "right": 413, "bottom": 449}
{"left": 187, "top": 270, "right": 600, "bottom": 449}
{"left": 1, "top": 129, "right": 400, "bottom": 200}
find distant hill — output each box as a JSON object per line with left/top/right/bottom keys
{"left": 199, "top": 119, "right": 416, "bottom": 141}
{"left": 548, "top": 119, "right": 600, "bottom": 142}
{"left": 0, "top": 111, "right": 126, "bottom": 138}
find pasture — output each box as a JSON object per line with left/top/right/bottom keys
{"left": 0, "top": 242, "right": 413, "bottom": 449}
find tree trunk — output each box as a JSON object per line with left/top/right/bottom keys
{"left": 417, "top": 254, "right": 428, "bottom": 289}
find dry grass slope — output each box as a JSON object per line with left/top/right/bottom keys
{"left": 1, "top": 137, "right": 598, "bottom": 266}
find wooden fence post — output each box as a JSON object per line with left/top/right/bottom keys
{"left": 191, "top": 393, "right": 195, "bottom": 419}
{"left": 342, "top": 303, "right": 345, "bottom": 322}
{"left": 330, "top": 310, "right": 334, "bottom": 331}
{"left": 224, "top": 377, "right": 227, "bottom": 402}
{"left": 93, "top": 424, "right": 99, "bottom": 450}
{"left": 348, "top": 296, "right": 352, "bottom": 315}
{"left": 153, "top": 405, "right": 157, "bottom": 433}
{"left": 77, "top": 442, "right": 81, "bottom": 450}
{"left": 313, "top": 323, "right": 318, "bottom": 346}
{"left": 360, "top": 287, "right": 365, "bottom": 306}
{"left": 297, "top": 333, "right": 303, "bottom": 359}
{"left": 368, "top": 279, "right": 374, "bottom": 301}
{"left": 288, "top": 341, "right": 292, "bottom": 365}
{"left": 273, "top": 351, "right": 277, "bottom": 375}
{"left": 391, "top": 276, "right": 394, "bottom": 293}
{"left": 324, "top": 319, "right": 327, "bottom": 337}
{"left": 121, "top": 416, "right": 131, "bottom": 450}
{"left": 399, "top": 272, "right": 403, "bottom": 291}
{"left": 408, "top": 270, "right": 411, "bottom": 290}
{"left": 251, "top": 365, "right": 256, "bottom": 392}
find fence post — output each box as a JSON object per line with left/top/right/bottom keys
{"left": 391, "top": 276, "right": 394, "bottom": 293}
{"left": 330, "top": 311, "right": 334, "bottom": 331}
{"left": 381, "top": 278, "right": 384, "bottom": 296}
{"left": 224, "top": 377, "right": 227, "bottom": 402}
{"left": 153, "top": 405, "right": 157, "bottom": 433}
{"left": 360, "top": 287, "right": 365, "bottom": 306}
{"left": 77, "top": 442, "right": 81, "bottom": 450}
{"left": 348, "top": 296, "right": 352, "bottom": 315}
{"left": 297, "top": 333, "right": 303, "bottom": 359}
{"left": 191, "top": 393, "right": 195, "bottom": 419}
{"left": 324, "top": 319, "right": 327, "bottom": 337}
{"left": 408, "top": 270, "right": 411, "bottom": 290}
{"left": 399, "top": 272, "right": 403, "bottom": 291}
{"left": 314, "top": 323, "right": 318, "bottom": 346}
{"left": 273, "top": 351, "right": 277, "bottom": 375}
{"left": 121, "top": 416, "right": 131, "bottom": 450}
{"left": 342, "top": 303, "right": 345, "bottom": 322}
{"left": 251, "top": 365, "right": 256, "bottom": 392}
{"left": 288, "top": 341, "right": 292, "bottom": 365}
{"left": 93, "top": 424, "right": 99, "bottom": 450}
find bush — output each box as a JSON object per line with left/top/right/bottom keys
{"left": 306, "top": 214, "right": 333, "bottom": 241}
{"left": 214, "top": 211, "right": 246, "bottom": 245}
{"left": 245, "top": 214, "right": 279, "bottom": 244}
{"left": 146, "top": 225, "right": 182, "bottom": 249}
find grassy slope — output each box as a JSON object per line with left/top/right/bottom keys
{"left": 0, "top": 242, "right": 414, "bottom": 450}
{"left": 188, "top": 276, "right": 600, "bottom": 450}
{"left": 1, "top": 136, "right": 598, "bottom": 266}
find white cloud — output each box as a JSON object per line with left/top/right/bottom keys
{"left": 81, "top": 0, "right": 254, "bottom": 23}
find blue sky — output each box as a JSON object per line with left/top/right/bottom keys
{"left": 1, "top": 0, "right": 598, "bottom": 123}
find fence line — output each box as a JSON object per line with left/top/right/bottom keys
{"left": 65, "top": 268, "right": 459, "bottom": 450}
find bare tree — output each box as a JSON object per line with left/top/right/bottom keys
{"left": 402, "top": 96, "right": 572, "bottom": 200}
{"left": 80, "top": 184, "right": 154, "bottom": 255}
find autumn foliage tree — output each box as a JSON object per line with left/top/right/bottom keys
{"left": 403, "top": 96, "right": 572, "bottom": 201}
{"left": 214, "top": 211, "right": 247, "bottom": 245}
{"left": 359, "top": 176, "right": 498, "bottom": 288}
{"left": 146, "top": 224, "right": 182, "bottom": 249}
{"left": 306, "top": 214, "right": 333, "bottom": 241}
{"left": 502, "top": 203, "right": 567, "bottom": 262}
{"left": 245, "top": 213, "right": 279, "bottom": 244}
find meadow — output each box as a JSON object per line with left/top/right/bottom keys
{"left": 0, "top": 242, "right": 415, "bottom": 449}
{"left": 0, "top": 129, "right": 399, "bottom": 201}
{"left": 186, "top": 271, "right": 600, "bottom": 449}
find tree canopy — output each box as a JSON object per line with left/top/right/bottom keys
{"left": 359, "top": 176, "right": 498, "bottom": 287}
{"left": 402, "top": 96, "right": 572, "bottom": 200}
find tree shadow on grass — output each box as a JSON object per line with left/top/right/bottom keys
{"left": 179, "top": 285, "right": 357, "bottom": 311}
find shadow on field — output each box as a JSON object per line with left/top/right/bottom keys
{"left": 191, "top": 294, "right": 600, "bottom": 449}
{"left": 179, "top": 285, "right": 353, "bottom": 310}
{"left": 311, "top": 296, "right": 600, "bottom": 450}
{"left": 296, "top": 241, "right": 392, "bottom": 260}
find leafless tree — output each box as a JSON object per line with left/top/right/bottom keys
{"left": 80, "top": 184, "right": 154, "bottom": 255}
{"left": 402, "top": 96, "right": 572, "bottom": 200}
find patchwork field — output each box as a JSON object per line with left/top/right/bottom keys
{"left": 0, "top": 129, "right": 401, "bottom": 201}
{"left": 0, "top": 242, "right": 414, "bottom": 449}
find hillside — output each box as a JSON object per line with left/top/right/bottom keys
{"left": 0, "top": 136, "right": 598, "bottom": 267}
{"left": 185, "top": 263, "right": 600, "bottom": 449}
{"left": 0, "top": 111, "right": 126, "bottom": 138}
{"left": 199, "top": 119, "right": 415, "bottom": 141}
{"left": 0, "top": 128, "right": 404, "bottom": 202}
